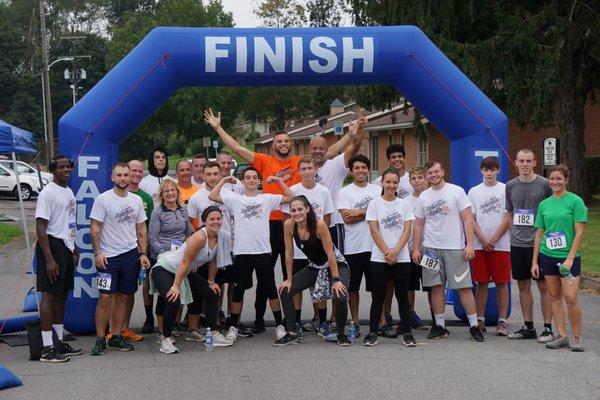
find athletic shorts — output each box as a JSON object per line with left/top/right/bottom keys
{"left": 293, "top": 259, "right": 309, "bottom": 275}
{"left": 421, "top": 247, "right": 472, "bottom": 289}
{"left": 97, "top": 248, "right": 140, "bottom": 295}
{"left": 471, "top": 250, "right": 511, "bottom": 284}
{"left": 329, "top": 224, "right": 345, "bottom": 254}
{"left": 35, "top": 235, "right": 75, "bottom": 294}
{"left": 197, "top": 263, "right": 233, "bottom": 284}
{"left": 511, "top": 246, "right": 544, "bottom": 281}
{"left": 408, "top": 262, "right": 431, "bottom": 292}
{"left": 232, "top": 253, "right": 274, "bottom": 292}
{"left": 345, "top": 251, "right": 372, "bottom": 292}
{"left": 539, "top": 253, "right": 581, "bottom": 277}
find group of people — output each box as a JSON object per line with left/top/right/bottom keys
{"left": 33, "top": 110, "right": 588, "bottom": 362}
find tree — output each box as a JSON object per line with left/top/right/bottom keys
{"left": 255, "top": 0, "right": 307, "bottom": 28}
{"left": 347, "top": 0, "right": 600, "bottom": 198}
{"left": 306, "top": 0, "right": 344, "bottom": 27}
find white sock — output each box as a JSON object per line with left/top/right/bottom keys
{"left": 467, "top": 313, "right": 478, "bottom": 328}
{"left": 53, "top": 324, "right": 64, "bottom": 341}
{"left": 434, "top": 314, "right": 445, "bottom": 328}
{"left": 498, "top": 318, "right": 507, "bottom": 324}
{"left": 42, "top": 330, "right": 53, "bottom": 347}
{"left": 477, "top": 316, "right": 485, "bottom": 322}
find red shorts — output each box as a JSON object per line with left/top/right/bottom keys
{"left": 471, "top": 250, "right": 511, "bottom": 284}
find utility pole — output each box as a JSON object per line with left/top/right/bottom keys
{"left": 61, "top": 36, "right": 90, "bottom": 106}
{"left": 39, "top": 0, "right": 54, "bottom": 166}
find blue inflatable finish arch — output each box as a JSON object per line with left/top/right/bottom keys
{"left": 59, "top": 26, "right": 508, "bottom": 334}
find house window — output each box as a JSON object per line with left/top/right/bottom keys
{"left": 417, "top": 139, "right": 427, "bottom": 166}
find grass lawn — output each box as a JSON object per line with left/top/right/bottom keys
{"left": 581, "top": 207, "right": 600, "bottom": 277}
{"left": 0, "top": 222, "right": 22, "bottom": 247}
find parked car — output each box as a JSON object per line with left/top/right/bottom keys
{"left": 0, "top": 164, "right": 44, "bottom": 200}
{"left": 232, "top": 162, "right": 249, "bottom": 180}
{"left": 0, "top": 160, "right": 52, "bottom": 184}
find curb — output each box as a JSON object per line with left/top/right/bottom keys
{"left": 581, "top": 274, "right": 600, "bottom": 292}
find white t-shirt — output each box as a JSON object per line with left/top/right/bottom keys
{"left": 222, "top": 177, "right": 245, "bottom": 194}
{"left": 221, "top": 192, "right": 282, "bottom": 255}
{"left": 338, "top": 182, "right": 381, "bottom": 254}
{"left": 139, "top": 174, "right": 174, "bottom": 207}
{"left": 282, "top": 182, "right": 334, "bottom": 259}
{"left": 414, "top": 183, "right": 471, "bottom": 250}
{"left": 405, "top": 193, "right": 421, "bottom": 250}
{"left": 315, "top": 153, "right": 349, "bottom": 225}
{"left": 188, "top": 186, "right": 234, "bottom": 234}
{"left": 35, "top": 182, "right": 77, "bottom": 251}
{"left": 468, "top": 182, "right": 510, "bottom": 252}
{"left": 373, "top": 171, "right": 413, "bottom": 199}
{"left": 90, "top": 189, "right": 147, "bottom": 258}
{"left": 366, "top": 196, "right": 414, "bottom": 263}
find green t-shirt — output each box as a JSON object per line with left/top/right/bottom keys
{"left": 534, "top": 191, "right": 587, "bottom": 258}
{"left": 130, "top": 188, "right": 154, "bottom": 222}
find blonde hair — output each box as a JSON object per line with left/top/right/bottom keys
{"left": 157, "top": 179, "right": 182, "bottom": 207}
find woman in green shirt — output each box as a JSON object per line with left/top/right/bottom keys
{"left": 531, "top": 165, "right": 587, "bottom": 352}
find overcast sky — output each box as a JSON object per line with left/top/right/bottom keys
{"left": 219, "top": 0, "right": 262, "bottom": 27}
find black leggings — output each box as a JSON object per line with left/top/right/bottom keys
{"left": 152, "top": 266, "right": 218, "bottom": 337}
{"left": 281, "top": 264, "right": 350, "bottom": 332}
{"left": 369, "top": 262, "right": 412, "bottom": 334}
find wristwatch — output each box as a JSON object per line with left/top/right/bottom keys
{"left": 331, "top": 276, "right": 341, "bottom": 283}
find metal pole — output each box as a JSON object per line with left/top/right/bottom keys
{"left": 39, "top": 0, "right": 54, "bottom": 163}
{"left": 11, "top": 152, "right": 31, "bottom": 252}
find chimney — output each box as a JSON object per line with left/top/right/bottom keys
{"left": 329, "top": 98, "right": 345, "bottom": 116}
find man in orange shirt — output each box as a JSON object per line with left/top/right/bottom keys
{"left": 204, "top": 108, "right": 356, "bottom": 333}
{"left": 175, "top": 159, "right": 199, "bottom": 206}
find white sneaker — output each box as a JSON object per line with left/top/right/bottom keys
{"left": 156, "top": 334, "right": 176, "bottom": 345}
{"left": 276, "top": 325, "right": 287, "bottom": 340}
{"left": 213, "top": 332, "right": 234, "bottom": 347}
{"left": 226, "top": 326, "right": 238, "bottom": 342}
{"left": 185, "top": 329, "right": 205, "bottom": 342}
{"left": 159, "top": 336, "right": 179, "bottom": 354}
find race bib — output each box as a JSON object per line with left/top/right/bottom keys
{"left": 171, "top": 240, "right": 182, "bottom": 252}
{"left": 421, "top": 251, "right": 440, "bottom": 272}
{"left": 68, "top": 222, "right": 77, "bottom": 239}
{"left": 546, "top": 231, "right": 567, "bottom": 250}
{"left": 513, "top": 209, "right": 534, "bottom": 226}
{"left": 94, "top": 272, "right": 112, "bottom": 291}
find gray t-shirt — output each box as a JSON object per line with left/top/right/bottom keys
{"left": 505, "top": 175, "right": 552, "bottom": 247}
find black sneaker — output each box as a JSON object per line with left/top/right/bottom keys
{"left": 378, "top": 325, "right": 398, "bottom": 338}
{"left": 40, "top": 346, "right": 70, "bottom": 363}
{"left": 272, "top": 332, "right": 299, "bottom": 346}
{"left": 90, "top": 337, "right": 107, "bottom": 356}
{"left": 428, "top": 325, "right": 450, "bottom": 339}
{"left": 337, "top": 333, "right": 351, "bottom": 346}
{"left": 363, "top": 332, "right": 378, "bottom": 346}
{"left": 251, "top": 320, "right": 266, "bottom": 334}
{"left": 60, "top": 341, "right": 83, "bottom": 356}
{"left": 508, "top": 326, "right": 537, "bottom": 340}
{"left": 470, "top": 326, "right": 485, "bottom": 342}
{"left": 403, "top": 333, "right": 417, "bottom": 347}
{"left": 107, "top": 334, "right": 134, "bottom": 351}
{"left": 237, "top": 324, "right": 254, "bottom": 338}
{"left": 140, "top": 322, "right": 155, "bottom": 334}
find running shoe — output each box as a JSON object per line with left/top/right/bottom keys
{"left": 302, "top": 317, "right": 318, "bottom": 332}
{"left": 185, "top": 329, "right": 205, "bottom": 342}
{"left": 317, "top": 322, "right": 331, "bottom": 338}
{"left": 403, "top": 333, "right": 417, "bottom": 347}
{"left": 159, "top": 336, "right": 179, "bottom": 354}
{"left": 122, "top": 328, "right": 144, "bottom": 342}
{"left": 569, "top": 336, "right": 584, "bottom": 352}
{"left": 108, "top": 334, "right": 134, "bottom": 351}
{"left": 272, "top": 332, "right": 299, "bottom": 347}
{"left": 171, "top": 323, "right": 183, "bottom": 337}
{"left": 226, "top": 326, "right": 238, "bottom": 342}
{"left": 411, "top": 312, "right": 430, "bottom": 330}
{"left": 295, "top": 322, "right": 304, "bottom": 341}
{"left": 251, "top": 320, "right": 266, "bottom": 334}
{"left": 40, "top": 346, "right": 70, "bottom": 363}
{"left": 276, "top": 325, "right": 287, "bottom": 341}
{"left": 59, "top": 341, "right": 83, "bottom": 356}
{"left": 156, "top": 334, "right": 176, "bottom": 345}
{"left": 477, "top": 319, "right": 487, "bottom": 333}
{"left": 141, "top": 322, "right": 155, "bottom": 334}
{"left": 362, "top": 332, "right": 378, "bottom": 346}
{"left": 337, "top": 333, "right": 351, "bottom": 346}
{"left": 537, "top": 327, "right": 554, "bottom": 343}
{"left": 428, "top": 325, "right": 450, "bottom": 339}
{"left": 546, "top": 335, "right": 568, "bottom": 349}
{"left": 508, "top": 326, "right": 537, "bottom": 340}
{"left": 496, "top": 320, "right": 508, "bottom": 336}
{"left": 378, "top": 325, "right": 398, "bottom": 338}
{"left": 90, "top": 337, "right": 107, "bottom": 356}
{"left": 470, "top": 326, "right": 485, "bottom": 342}
{"left": 237, "top": 324, "right": 254, "bottom": 338}
{"left": 212, "top": 332, "right": 234, "bottom": 347}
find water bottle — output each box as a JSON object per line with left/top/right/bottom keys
{"left": 348, "top": 324, "right": 356, "bottom": 344}
{"left": 558, "top": 263, "right": 575, "bottom": 285}
{"left": 205, "top": 328, "right": 214, "bottom": 351}
{"left": 138, "top": 268, "right": 146, "bottom": 286}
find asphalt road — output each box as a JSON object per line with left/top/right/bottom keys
{"left": 1, "top": 198, "right": 599, "bottom": 400}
